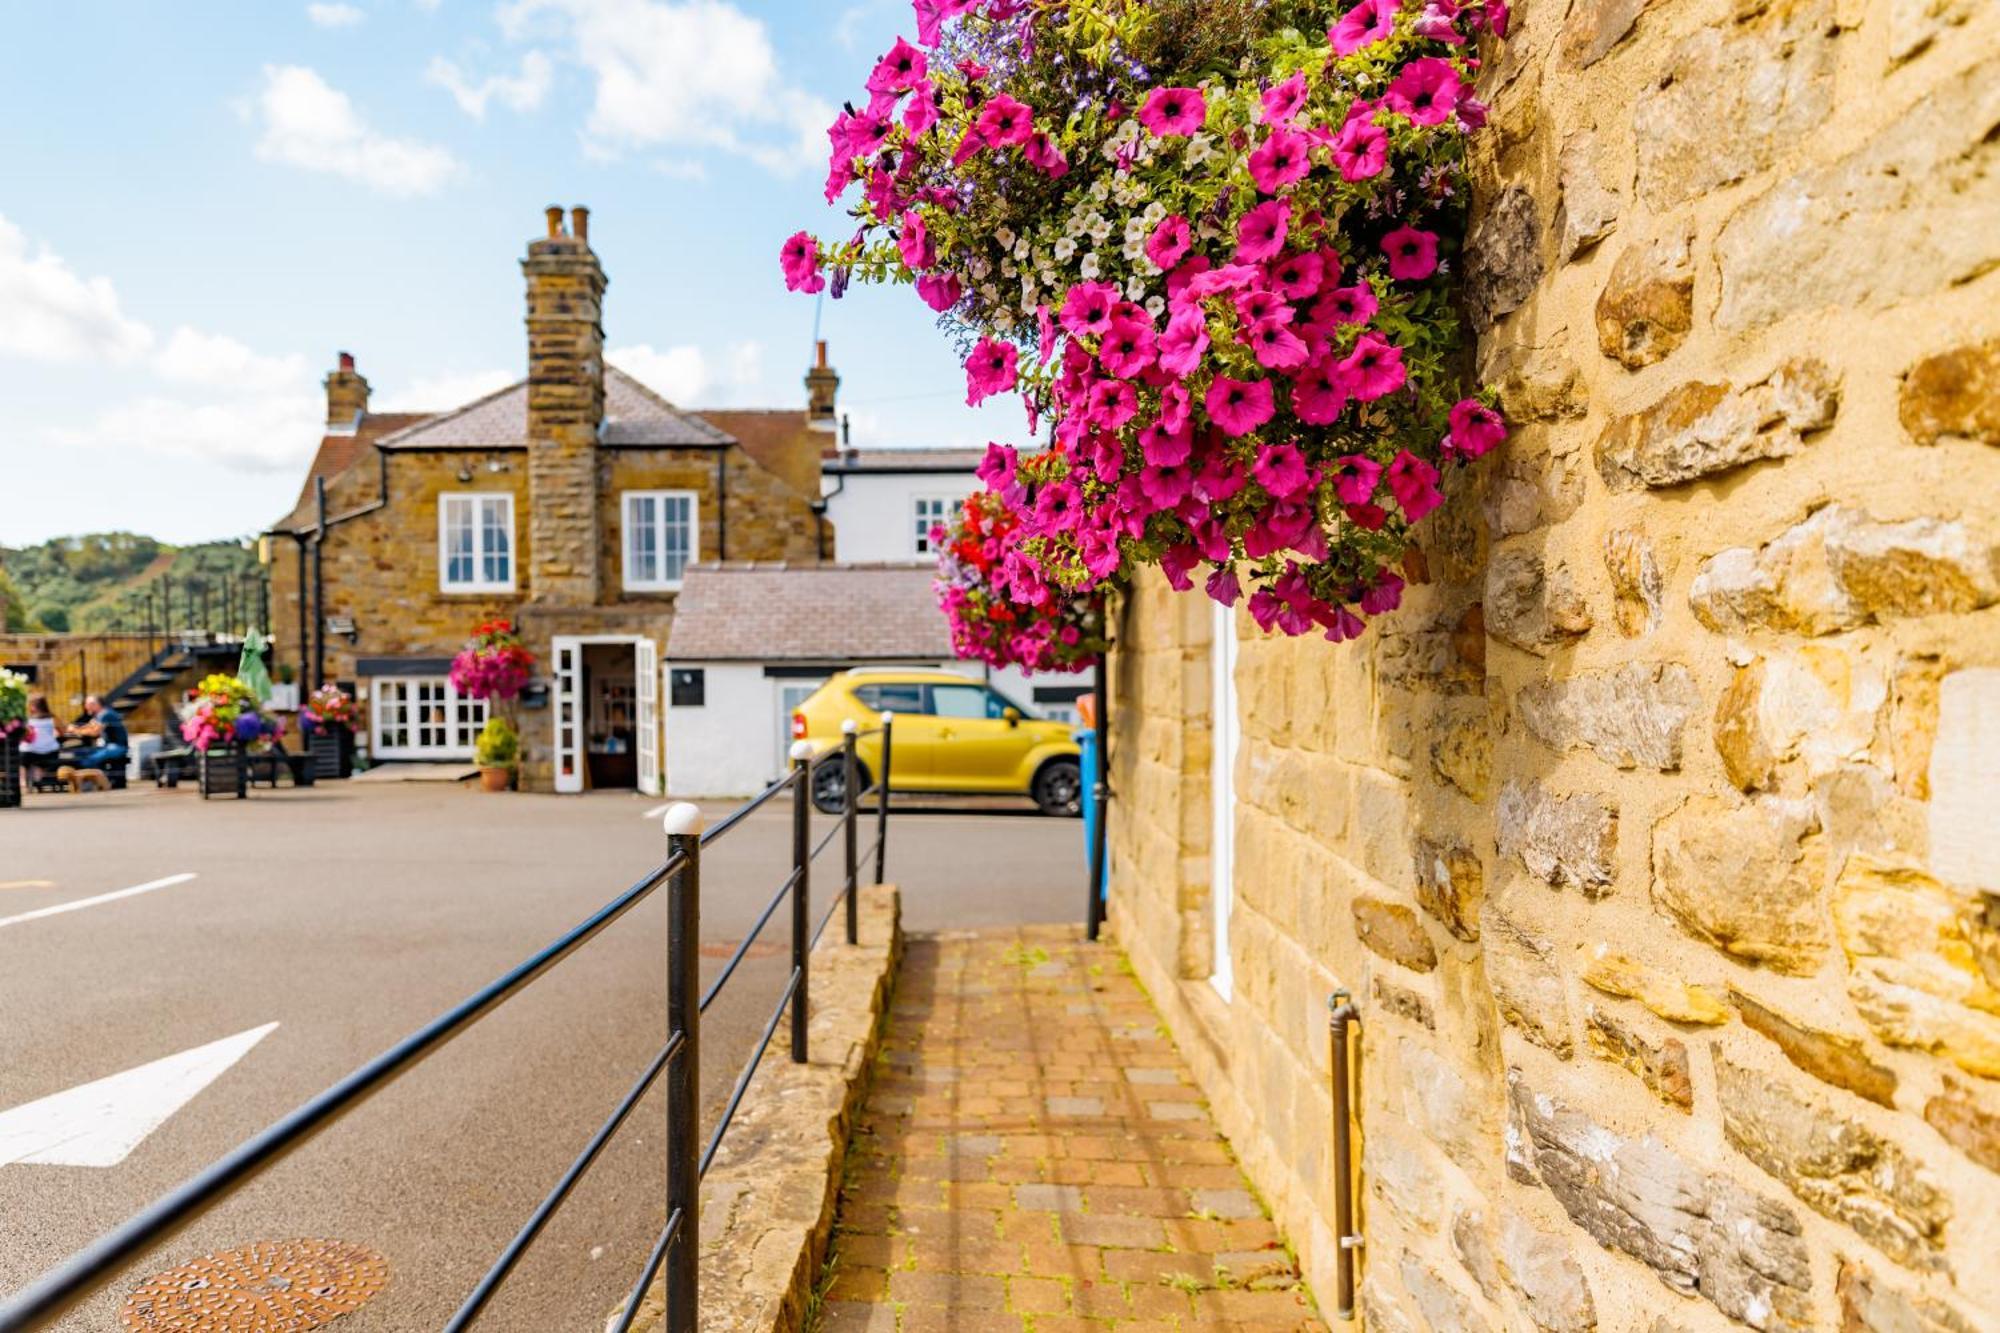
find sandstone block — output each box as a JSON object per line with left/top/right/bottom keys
{"left": 1835, "top": 857, "right": 2000, "bottom": 1080}
{"left": 1715, "top": 1054, "right": 1949, "bottom": 1269}
{"left": 1836, "top": 1259, "right": 1978, "bottom": 1333}
{"left": 1595, "top": 225, "right": 1695, "bottom": 368}
{"left": 1400, "top": 1256, "right": 1493, "bottom": 1333}
{"left": 1633, "top": 0, "right": 1834, "bottom": 209}
{"left": 1582, "top": 948, "right": 1729, "bottom": 1025}
{"left": 1517, "top": 662, "right": 1699, "bottom": 771}
{"left": 1929, "top": 669, "right": 2000, "bottom": 894}
{"left": 1352, "top": 895, "right": 1438, "bottom": 973}
{"left": 1716, "top": 56, "right": 2000, "bottom": 329}
{"left": 1507, "top": 1072, "right": 1813, "bottom": 1328}
{"left": 1365, "top": 1124, "right": 1445, "bottom": 1233}
{"left": 1415, "top": 837, "right": 1482, "bottom": 942}
{"left": 1652, "top": 795, "right": 1828, "bottom": 974}
{"left": 1488, "top": 345, "right": 1588, "bottom": 422}
{"left": 1464, "top": 186, "right": 1543, "bottom": 328}
{"left": 1557, "top": 132, "right": 1622, "bottom": 260}
{"left": 1596, "top": 360, "right": 1837, "bottom": 491}
{"left": 1395, "top": 1037, "right": 1486, "bottom": 1172}
{"left": 1361, "top": 1276, "right": 1421, "bottom": 1333}
{"left": 1492, "top": 1211, "right": 1597, "bottom": 1333}
{"left": 1924, "top": 1075, "right": 2000, "bottom": 1175}
{"left": 1900, "top": 339, "right": 2000, "bottom": 447}
{"left": 1431, "top": 709, "right": 1494, "bottom": 801}
{"left": 1485, "top": 443, "right": 1586, "bottom": 539}
{"left": 1713, "top": 646, "right": 1885, "bottom": 791}
{"left": 1484, "top": 904, "right": 1574, "bottom": 1055}
{"left": 1604, "top": 526, "right": 1664, "bottom": 636}
{"left": 1487, "top": 550, "right": 1594, "bottom": 650}
{"left": 1498, "top": 781, "right": 1617, "bottom": 894}
{"left": 1372, "top": 976, "right": 1436, "bottom": 1030}
{"left": 1586, "top": 1007, "right": 1693, "bottom": 1111}
{"left": 1731, "top": 985, "right": 1897, "bottom": 1108}
{"left": 1690, "top": 505, "right": 2000, "bottom": 637}
{"left": 1563, "top": 0, "right": 1652, "bottom": 67}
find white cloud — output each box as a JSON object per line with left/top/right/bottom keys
{"left": 0, "top": 215, "right": 154, "bottom": 364}
{"left": 375, "top": 367, "right": 516, "bottom": 411}
{"left": 426, "top": 50, "right": 553, "bottom": 118}
{"left": 610, "top": 340, "right": 766, "bottom": 405}
{"left": 249, "top": 65, "right": 463, "bottom": 195}
{"left": 497, "top": 0, "right": 833, "bottom": 172}
{"left": 55, "top": 392, "right": 326, "bottom": 474}
{"left": 306, "top": 3, "right": 367, "bottom": 27}
{"left": 155, "top": 327, "right": 308, "bottom": 394}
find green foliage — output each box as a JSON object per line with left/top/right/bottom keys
{"left": 474, "top": 715, "right": 520, "bottom": 769}
{"left": 0, "top": 533, "right": 262, "bottom": 633}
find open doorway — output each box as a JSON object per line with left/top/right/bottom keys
{"left": 551, "top": 635, "right": 660, "bottom": 795}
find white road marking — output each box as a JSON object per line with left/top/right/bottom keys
{"left": 640, "top": 803, "right": 672, "bottom": 820}
{"left": 0, "top": 873, "right": 195, "bottom": 931}
{"left": 0, "top": 1023, "right": 279, "bottom": 1168}
{"left": 0, "top": 880, "right": 56, "bottom": 891}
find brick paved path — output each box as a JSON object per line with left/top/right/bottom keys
{"left": 813, "top": 926, "right": 1326, "bottom": 1332}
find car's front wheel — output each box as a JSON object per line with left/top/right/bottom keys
{"left": 1032, "top": 758, "right": 1083, "bottom": 817}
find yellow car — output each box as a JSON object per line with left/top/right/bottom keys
{"left": 793, "top": 669, "right": 1084, "bottom": 816}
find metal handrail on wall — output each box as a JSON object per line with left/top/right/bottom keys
{"left": 0, "top": 715, "right": 897, "bottom": 1333}
{"left": 1328, "top": 989, "right": 1362, "bottom": 1319}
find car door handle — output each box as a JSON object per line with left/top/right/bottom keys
{"left": 939, "top": 727, "right": 955, "bottom": 739}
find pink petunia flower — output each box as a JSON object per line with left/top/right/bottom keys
{"left": 1382, "top": 225, "right": 1439, "bottom": 280}
{"left": 1159, "top": 543, "right": 1201, "bottom": 591}
{"left": 1260, "top": 72, "right": 1311, "bottom": 127}
{"left": 1338, "top": 332, "right": 1407, "bottom": 400}
{"left": 1319, "top": 283, "right": 1378, "bottom": 325}
{"left": 974, "top": 94, "right": 1036, "bottom": 147}
{"left": 1157, "top": 307, "right": 1210, "bottom": 379}
{"left": 1164, "top": 255, "right": 1213, "bottom": 303}
{"left": 1330, "top": 0, "right": 1397, "bottom": 55}
{"left": 1141, "top": 462, "right": 1194, "bottom": 510}
{"left": 1234, "top": 289, "right": 1291, "bottom": 326}
{"left": 1361, "top": 572, "right": 1405, "bottom": 615}
{"left": 1206, "top": 376, "right": 1276, "bottom": 437}
{"left": 1158, "top": 381, "right": 1193, "bottom": 434}
{"left": 1146, "top": 215, "right": 1192, "bottom": 271}
{"left": 1037, "top": 305, "right": 1057, "bottom": 364}
{"left": 1248, "top": 128, "right": 1312, "bottom": 194}
{"left": 1331, "top": 118, "right": 1388, "bottom": 181}
{"left": 965, "top": 338, "right": 1019, "bottom": 406}
{"left": 903, "top": 84, "right": 941, "bottom": 135}
{"left": 1235, "top": 200, "right": 1292, "bottom": 264}
{"left": 1060, "top": 282, "right": 1120, "bottom": 338}
{"left": 866, "top": 37, "right": 929, "bottom": 99}
{"left": 1385, "top": 450, "right": 1443, "bottom": 520}
{"left": 912, "top": 0, "right": 975, "bottom": 46}
{"left": 1292, "top": 357, "right": 1351, "bottom": 426}
{"left": 1100, "top": 313, "right": 1158, "bottom": 379}
{"left": 1138, "top": 85, "right": 1207, "bottom": 137}
{"left": 1448, "top": 398, "right": 1507, "bottom": 457}
{"left": 1194, "top": 449, "right": 1248, "bottom": 503}
{"left": 1330, "top": 454, "right": 1383, "bottom": 505}
{"left": 1205, "top": 567, "right": 1242, "bottom": 607}
{"left": 976, "top": 442, "right": 1017, "bottom": 489}
{"left": 1034, "top": 480, "right": 1082, "bottom": 531}
{"left": 1267, "top": 252, "right": 1325, "bottom": 300}
{"left": 1247, "top": 318, "right": 1311, "bottom": 371}
{"left": 780, "top": 231, "right": 825, "bottom": 294}
{"left": 1139, "top": 418, "right": 1194, "bottom": 467}
{"left": 916, "top": 271, "right": 962, "bottom": 312}
{"left": 897, "top": 210, "right": 935, "bottom": 270}
{"left": 1253, "top": 442, "right": 1314, "bottom": 499}
{"left": 1024, "top": 131, "right": 1070, "bottom": 177}
{"left": 1087, "top": 379, "right": 1140, "bottom": 430}
{"left": 1383, "top": 58, "right": 1462, "bottom": 126}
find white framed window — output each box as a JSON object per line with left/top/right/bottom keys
{"left": 371, "top": 677, "right": 488, "bottom": 760}
{"left": 913, "top": 496, "right": 954, "bottom": 555}
{"left": 623, "top": 490, "right": 698, "bottom": 591}
{"left": 438, "top": 493, "right": 515, "bottom": 593}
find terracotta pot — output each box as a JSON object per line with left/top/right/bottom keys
{"left": 479, "top": 766, "right": 514, "bottom": 793}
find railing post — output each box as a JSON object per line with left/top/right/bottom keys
{"left": 841, "top": 720, "right": 859, "bottom": 947}
{"left": 663, "top": 804, "right": 703, "bottom": 1333}
{"left": 1328, "top": 990, "right": 1362, "bottom": 1320}
{"left": 873, "top": 713, "right": 893, "bottom": 886}
{"left": 789, "top": 741, "right": 813, "bottom": 1064}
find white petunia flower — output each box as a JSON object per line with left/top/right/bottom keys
{"left": 1053, "top": 237, "right": 1077, "bottom": 261}
{"left": 1080, "top": 252, "right": 1102, "bottom": 280}
{"left": 995, "top": 226, "right": 1016, "bottom": 249}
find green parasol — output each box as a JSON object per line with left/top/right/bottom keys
{"left": 237, "top": 629, "right": 274, "bottom": 704}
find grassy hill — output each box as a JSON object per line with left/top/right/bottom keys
{"left": 0, "top": 533, "right": 262, "bottom": 634}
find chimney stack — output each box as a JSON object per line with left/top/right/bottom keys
{"left": 522, "top": 204, "right": 608, "bottom": 604}
{"left": 324, "top": 351, "right": 370, "bottom": 433}
{"left": 805, "top": 340, "right": 840, "bottom": 432}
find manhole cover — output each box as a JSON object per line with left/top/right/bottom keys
{"left": 122, "top": 1239, "right": 388, "bottom": 1331}
{"left": 699, "top": 939, "right": 784, "bottom": 960}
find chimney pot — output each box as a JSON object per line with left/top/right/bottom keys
{"left": 816, "top": 339, "right": 829, "bottom": 369}
{"left": 338, "top": 351, "right": 355, "bottom": 372}
{"left": 570, "top": 206, "right": 590, "bottom": 243}
{"left": 545, "top": 205, "right": 565, "bottom": 239}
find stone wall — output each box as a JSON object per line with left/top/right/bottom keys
{"left": 1106, "top": 0, "right": 2000, "bottom": 1328}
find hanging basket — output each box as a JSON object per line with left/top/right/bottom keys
{"left": 0, "top": 737, "right": 20, "bottom": 810}
{"left": 200, "top": 746, "right": 248, "bottom": 801}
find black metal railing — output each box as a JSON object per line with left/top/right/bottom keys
{"left": 0, "top": 715, "right": 897, "bottom": 1333}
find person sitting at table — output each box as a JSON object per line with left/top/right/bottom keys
{"left": 20, "top": 694, "right": 62, "bottom": 783}
{"left": 66, "top": 694, "right": 130, "bottom": 773}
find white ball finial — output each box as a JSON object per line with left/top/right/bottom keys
{"left": 841, "top": 718, "right": 859, "bottom": 735}
{"left": 661, "top": 802, "right": 704, "bottom": 837}
{"left": 789, "top": 739, "right": 816, "bottom": 763}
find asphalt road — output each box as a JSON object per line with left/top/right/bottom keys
{"left": 0, "top": 780, "right": 1086, "bottom": 1331}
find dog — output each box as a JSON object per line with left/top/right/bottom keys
{"left": 56, "top": 766, "right": 110, "bottom": 794}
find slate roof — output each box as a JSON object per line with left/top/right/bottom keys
{"left": 665, "top": 563, "right": 950, "bottom": 662}
{"left": 375, "top": 366, "right": 732, "bottom": 450}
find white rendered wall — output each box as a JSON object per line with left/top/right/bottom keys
{"left": 822, "top": 471, "right": 978, "bottom": 563}
{"left": 664, "top": 663, "right": 776, "bottom": 798}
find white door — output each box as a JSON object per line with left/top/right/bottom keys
{"left": 1211, "top": 602, "right": 1241, "bottom": 1000}
{"left": 552, "top": 636, "right": 584, "bottom": 794}
{"left": 636, "top": 638, "right": 660, "bottom": 797}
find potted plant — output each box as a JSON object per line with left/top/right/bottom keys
{"left": 450, "top": 620, "right": 535, "bottom": 792}
{"left": 0, "top": 667, "right": 26, "bottom": 810}
{"left": 301, "top": 683, "right": 357, "bottom": 779}
{"left": 179, "top": 673, "right": 268, "bottom": 800}
{"left": 474, "top": 716, "right": 519, "bottom": 792}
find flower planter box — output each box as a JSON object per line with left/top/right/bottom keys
{"left": 309, "top": 727, "right": 353, "bottom": 780}
{"left": 199, "top": 747, "right": 248, "bottom": 801}
{"left": 0, "top": 737, "right": 20, "bottom": 810}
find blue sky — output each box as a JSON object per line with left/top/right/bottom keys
{"left": 0, "top": 0, "right": 1015, "bottom": 546}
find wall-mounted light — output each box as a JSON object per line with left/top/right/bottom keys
{"left": 324, "top": 615, "right": 359, "bottom": 644}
